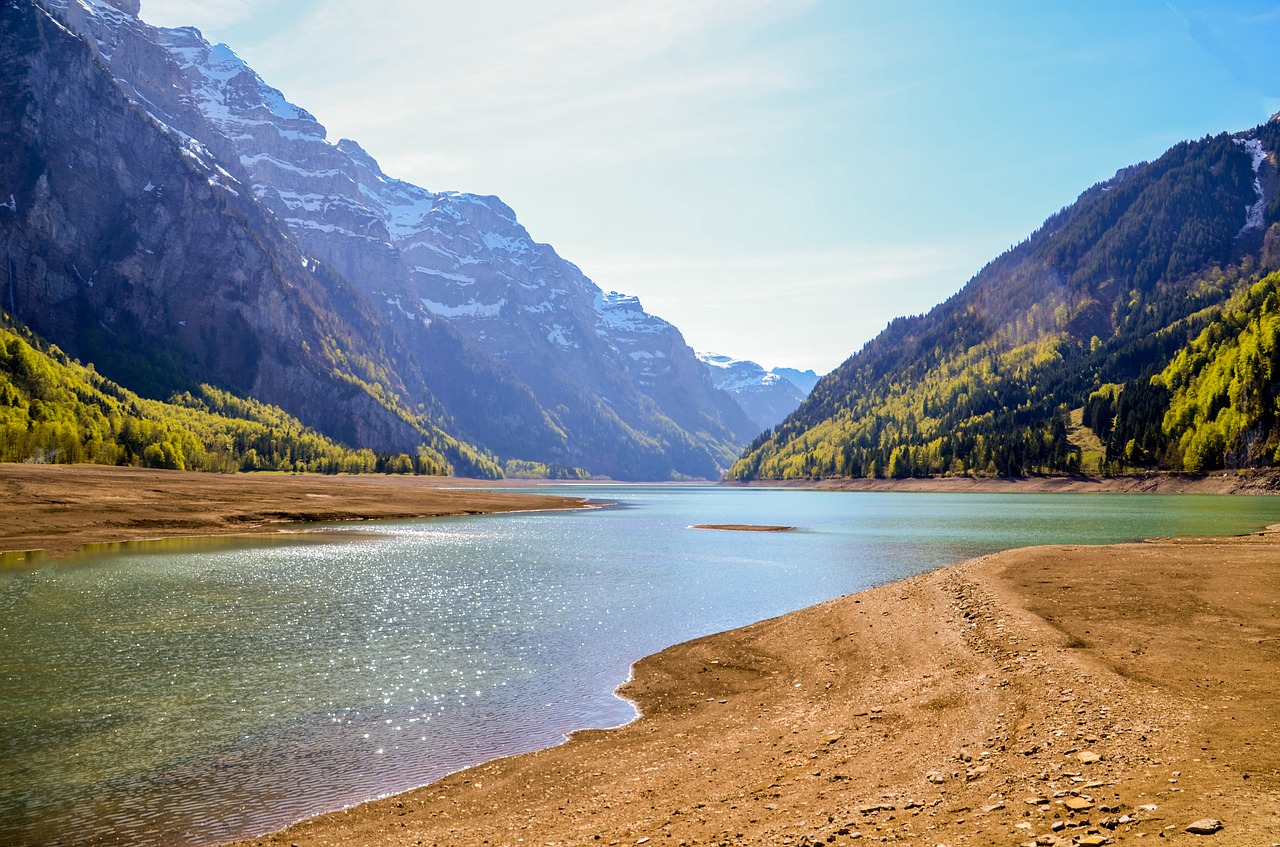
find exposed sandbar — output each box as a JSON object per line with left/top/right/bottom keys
{"left": 0, "top": 463, "right": 586, "bottom": 559}
{"left": 691, "top": 523, "right": 795, "bottom": 532}
{"left": 230, "top": 527, "right": 1280, "bottom": 846}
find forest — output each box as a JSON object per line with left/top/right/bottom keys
{"left": 732, "top": 128, "right": 1280, "bottom": 481}
{"left": 0, "top": 317, "right": 583, "bottom": 479}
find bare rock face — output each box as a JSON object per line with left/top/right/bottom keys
{"left": 106, "top": 0, "right": 140, "bottom": 16}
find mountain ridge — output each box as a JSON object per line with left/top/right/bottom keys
{"left": 3, "top": 0, "right": 759, "bottom": 479}
{"left": 696, "top": 352, "right": 814, "bottom": 432}
{"left": 732, "top": 123, "right": 1280, "bottom": 480}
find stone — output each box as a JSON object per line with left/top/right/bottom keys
{"left": 1076, "top": 751, "right": 1102, "bottom": 764}
{"left": 1185, "top": 819, "right": 1223, "bottom": 835}
{"left": 1077, "top": 837, "right": 1108, "bottom": 846}
{"left": 1063, "top": 797, "right": 1093, "bottom": 812}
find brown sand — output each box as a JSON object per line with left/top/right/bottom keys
{"left": 231, "top": 530, "right": 1280, "bottom": 847}
{"left": 0, "top": 463, "right": 585, "bottom": 559}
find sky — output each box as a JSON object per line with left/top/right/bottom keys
{"left": 139, "top": 0, "right": 1280, "bottom": 374}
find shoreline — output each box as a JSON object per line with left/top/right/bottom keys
{"left": 0, "top": 463, "right": 587, "bottom": 560}
{"left": 729, "top": 468, "right": 1280, "bottom": 495}
{"left": 8, "top": 464, "right": 1277, "bottom": 844}
{"left": 231, "top": 527, "right": 1280, "bottom": 846}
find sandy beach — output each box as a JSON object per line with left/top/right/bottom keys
{"left": 229, "top": 528, "right": 1280, "bottom": 847}
{"left": 5, "top": 464, "right": 1276, "bottom": 845}
{"left": 0, "top": 463, "right": 585, "bottom": 559}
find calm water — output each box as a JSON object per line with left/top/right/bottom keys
{"left": 2, "top": 485, "right": 1278, "bottom": 846}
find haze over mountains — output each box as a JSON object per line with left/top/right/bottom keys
{"left": 1, "top": 0, "right": 818, "bottom": 480}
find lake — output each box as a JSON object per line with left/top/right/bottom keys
{"left": 2, "top": 485, "right": 1278, "bottom": 846}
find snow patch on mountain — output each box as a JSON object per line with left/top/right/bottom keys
{"left": 1236, "top": 137, "right": 1268, "bottom": 235}
{"left": 697, "top": 353, "right": 816, "bottom": 433}
{"left": 420, "top": 298, "right": 505, "bottom": 319}
{"left": 698, "top": 353, "right": 786, "bottom": 393}
{"left": 595, "top": 291, "right": 670, "bottom": 335}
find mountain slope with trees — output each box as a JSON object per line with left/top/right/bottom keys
{"left": 732, "top": 123, "right": 1280, "bottom": 480}
{"left": 0, "top": 318, "right": 427, "bottom": 473}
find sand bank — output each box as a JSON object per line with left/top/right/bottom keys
{"left": 0, "top": 463, "right": 585, "bottom": 559}
{"left": 691, "top": 524, "right": 795, "bottom": 532}
{"left": 231, "top": 529, "right": 1280, "bottom": 847}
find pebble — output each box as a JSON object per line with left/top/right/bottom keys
{"left": 1185, "top": 819, "right": 1223, "bottom": 835}
{"left": 1063, "top": 797, "right": 1093, "bottom": 812}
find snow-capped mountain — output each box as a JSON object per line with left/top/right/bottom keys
{"left": 15, "top": 0, "right": 756, "bottom": 478}
{"left": 697, "top": 353, "right": 815, "bottom": 432}
{"left": 772, "top": 366, "right": 821, "bottom": 395}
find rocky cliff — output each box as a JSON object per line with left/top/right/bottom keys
{"left": 0, "top": 0, "right": 488, "bottom": 472}
{"left": 3, "top": 0, "right": 759, "bottom": 478}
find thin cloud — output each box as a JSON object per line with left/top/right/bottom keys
{"left": 1162, "top": 0, "right": 1256, "bottom": 91}
{"left": 142, "top": 0, "right": 269, "bottom": 30}
{"left": 237, "top": 0, "right": 822, "bottom": 184}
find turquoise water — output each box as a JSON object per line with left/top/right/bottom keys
{"left": 2, "top": 485, "right": 1277, "bottom": 846}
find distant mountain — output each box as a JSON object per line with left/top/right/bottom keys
{"left": 771, "top": 367, "right": 821, "bottom": 394}
{"left": 697, "top": 353, "right": 812, "bottom": 432}
{"left": 733, "top": 124, "right": 1280, "bottom": 480}
{"left": 0, "top": 0, "right": 754, "bottom": 479}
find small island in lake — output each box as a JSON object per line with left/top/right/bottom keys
{"left": 691, "top": 523, "right": 795, "bottom": 532}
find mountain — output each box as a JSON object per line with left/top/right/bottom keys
{"left": 0, "top": 0, "right": 500, "bottom": 477}
{"left": 697, "top": 353, "right": 811, "bottom": 432}
{"left": 732, "top": 124, "right": 1280, "bottom": 480}
{"left": 0, "top": 316, "right": 405, "bottom": 472}
{"left": 772, "top": 367, "right": 821, "bottom": 394}
{"left": 1, "top": 0, "right": 754, "bottom": 480}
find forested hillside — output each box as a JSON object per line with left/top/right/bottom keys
{"left": 0, "top": 319, "right": 453, "bottom": 474}
{"left": 732, "top": 123, "right": 1280, "bottom": 480}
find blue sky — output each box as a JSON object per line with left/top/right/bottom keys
{"left": 141, "top": 0, "right": 1280, "bottom": 373}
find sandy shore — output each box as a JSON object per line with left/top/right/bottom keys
{"left": 8, "top": 464, "right": 1276, "bottom": 845}
{"left": 0, "top": 463, "right": 585, "bottom": 559}
{"left": 231, "top": 529, "right": 1280, "bottom": 847}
